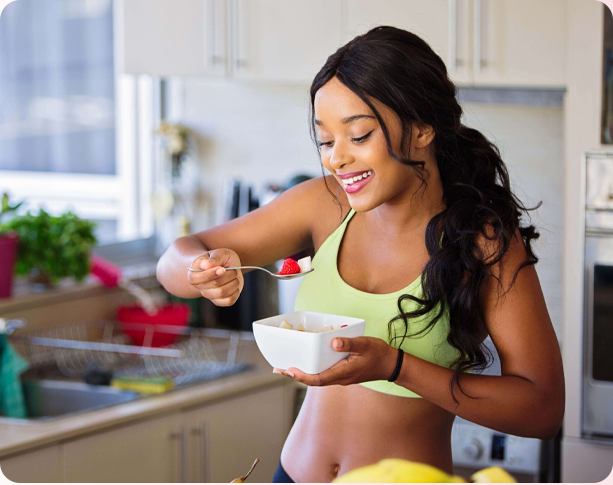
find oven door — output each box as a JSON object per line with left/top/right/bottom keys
{"left": 583, "top": 234, "right": 613, "bottom": 439}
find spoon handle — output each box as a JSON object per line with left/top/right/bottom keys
{"left": 225, "top": 266, "right": 271, "bottom": 274}
{"left": 186, "top": 266, "right": 273, "bottom": 275}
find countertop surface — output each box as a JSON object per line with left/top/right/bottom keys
{"left": 0, "top": 346, "right": 290, "bottom": 458}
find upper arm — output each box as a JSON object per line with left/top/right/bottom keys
{"left": 191, "top": 176, "right": 345, "bottom": 268}
{"left": 477, "top": 230, "right": 564, "bottom": 403}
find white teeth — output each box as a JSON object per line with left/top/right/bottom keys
{"left": 342, "top": 171, "right": 372, "bottom": 186}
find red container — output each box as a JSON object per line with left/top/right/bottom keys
{"left": 117, "top": 303, "right": 191, "bottom": 347}
{"left": 0, "top": 234, "right": 18, "bottom": 298}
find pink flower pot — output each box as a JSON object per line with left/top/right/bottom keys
{"left": 0, "top": 233, "right": 18, "bottom": 298}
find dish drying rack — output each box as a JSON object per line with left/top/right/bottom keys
{"left": 9, "top": 320, "right": 256, "bottom": 387}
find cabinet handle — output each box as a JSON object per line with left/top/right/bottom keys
{"left": 207, "top": 0, "right": 215, "bottom": 67}
{"left": 473, "top": 0, "right": 486, "bottom": 73}
{"left": 190, "top": 425, "right": 208, "bottom": 482}
{"left": 448, "top": 0, "right": 466, "bottom": 71}
{"left": 207, "top": 0, "right": 224, "bottom": 66}
{"left": 201, "top": 423, "right": 209, "bottom": 482}
{"left": 448, "top": 0, "right": 457, "bottom": 72}
{"left": 473, "top": 0, "right": 480, "bottom": 73}
{"left": 233, "top": 0, "right": 247, "bottom": 69}
{"left": 170, "top": 428, "right": 187, "bottom": 483}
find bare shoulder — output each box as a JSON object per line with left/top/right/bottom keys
{"left": 474, "top": 225, "right": 530, "bottom": 278}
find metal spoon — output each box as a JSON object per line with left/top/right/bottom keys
{"left": 187, "top": 265, "right": 314, "bottom": 280}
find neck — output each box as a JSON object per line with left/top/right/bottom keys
{"left": 369, "top": 167, "right": 445, "bottom": 237}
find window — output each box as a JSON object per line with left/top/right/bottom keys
{"left": 0, "top": 0, "right": 157, "bottom": 245}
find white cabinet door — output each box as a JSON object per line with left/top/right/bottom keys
{"left": 183, "top": 384, "right": 288, "bottom": 483}
{"left": 342, "top": 0, "right": 472, "bottom": 85}
{"left": 1, "top": 445, "right": 63, "bottom": 483}
{"left": 472, "top": 0, "right": 566, "bottom": 87}
{"left": 63, "top": 413, "right": 182, "bottom": 483}
{"left": 120, "top": 0, "right": 228, "bottom": 77}
{"left": 230, "top": 0, "right": 342, "bottom": 82}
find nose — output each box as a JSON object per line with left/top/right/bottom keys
{"left": 329, "top": 139, "right": 354, "bottom": 170}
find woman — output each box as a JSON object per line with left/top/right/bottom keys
{"left": 156, "top": 26, "right": 565, "bottom": 483}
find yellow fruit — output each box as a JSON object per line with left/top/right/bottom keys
{"left": 332, "top": 459, "right": 466, "bottom": 483}
{"left": 471, "top": 467, "right": 516, "bottom": 483}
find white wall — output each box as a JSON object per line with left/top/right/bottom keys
{"left": 181, "top": 81, "right": 564, "bottom": 337}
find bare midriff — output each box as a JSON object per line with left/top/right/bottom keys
{"left": 280, "top": 384, "right": 456, "bottom": 483}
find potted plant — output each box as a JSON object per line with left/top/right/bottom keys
{"left": 3, "top": 208, "right": 97, "bottom": 289}
{"left": 0, "top": 193, "right": 23, "bottom": 298}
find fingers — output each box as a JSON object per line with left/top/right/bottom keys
{"left": 211, "top": 287, "right": 241, "bottom": 307}
{"left": 200, "top": 248, "right": 233, "bottom": 269}
{"left": 200, "top": 278, "right": 241, "bottom": 305}
{"left": 187, "top": 266, "right": 227, "bottom": 285}
{"left": 283, "top": 359, "right": 352, "bottom": 387}
{"left": 332, "top": 336, "right": 369, "bottom": 354}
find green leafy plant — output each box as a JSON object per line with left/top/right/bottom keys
{"left": 3, "top": 209, "right": 98, "bottom": 284}
{"left": 0, "top": 193, "right": 24, "bottom": 234}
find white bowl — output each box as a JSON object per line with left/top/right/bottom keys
{"left": 252, "top": 311, "right": 366, "bottom": 374}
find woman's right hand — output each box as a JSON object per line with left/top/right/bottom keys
{"left": 187, "top": 248, "right": 244, "bottom": 307}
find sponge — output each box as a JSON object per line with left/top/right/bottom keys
{"left": 110, "top": 376, "right": 174, "bottom": 394}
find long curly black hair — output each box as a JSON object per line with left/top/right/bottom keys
{"left": 309, "top": 26, "right": 540, "bottom": 402}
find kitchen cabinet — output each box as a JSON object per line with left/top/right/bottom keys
{"left": 342, "top": 0, "right": 566, "bottom": 88}
{"left": 120, "top": 0, "right": 228, "bottom": 78}
{"left": 183, "top": 384, "right": 287, "bottom": 483}
{"left": 120, "top": 0, "right": 342, "bottom": 82}
{"left": 1, "top": 382, "right": 291, "bottom": 483}
{"left": 470, "top": 0, "right": 566, "bottom": 87}
{"left": 1, "top": 445, "right": 63, "bottom": 483}
{"left": 63, "top": 413, "right": 182, "bottom": 483}
{"left": 230, "top": 0, "right": 342, "bottom": 82}
{"left": 341, "top": 0, "right": 472, "bottom": 85}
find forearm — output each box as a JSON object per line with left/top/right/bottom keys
{"left": 156, "top": 236, "right": 208, "bottom": 298}
{"left": 395, "top": 352, "right": 563, "bottom": 440}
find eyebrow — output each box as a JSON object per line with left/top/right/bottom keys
{"left": 314, "top": 114, "right": 376, "bottom": 126}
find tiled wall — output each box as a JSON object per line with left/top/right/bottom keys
{"left": 181, "top": 80, "right": 564, "bottom": 337}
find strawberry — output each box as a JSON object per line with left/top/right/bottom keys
{"left": 279, "top": 258, "right": 301, "bottom": 275}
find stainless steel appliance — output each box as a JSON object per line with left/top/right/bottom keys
{"left": 583, "top": 151, "right": 613, "bottom": 441}
{"left": 451, "top": 338, "right": 556, "bottom": 482}
{"left": 451, "top": 417, "right": 543, "bottom": 482}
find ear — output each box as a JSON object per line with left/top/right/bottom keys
{"left": 413, "top": 123, "right": 435, "bottom": 149}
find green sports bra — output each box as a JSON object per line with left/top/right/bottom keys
{"left": 294, "top": 209, "right": 461, "bottom": 398}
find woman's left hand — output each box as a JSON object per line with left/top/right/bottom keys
{"left": 273, "top": 336, "right": 398, "bottom": 386}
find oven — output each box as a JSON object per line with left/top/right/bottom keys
{"left": 583, "top": 152, "right": 613, "bottom": 441}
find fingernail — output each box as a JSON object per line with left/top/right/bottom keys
{"left": 216, "top": 268, "right": 225, "bottom": 276}
{"left": 334, "top": 338, "right": 343, "bottom": 349}
{"left": 272, "top": 369, "right": 281, "bottom": 374}
{"left": 286, "top": 371, "right": 295, "bottom": 378}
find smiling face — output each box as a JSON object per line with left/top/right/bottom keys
{"left": 314, "top": 77, "right": 437, "bottom": 213}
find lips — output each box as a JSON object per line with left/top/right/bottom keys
{"left": 340, "top": 171, "right": 374, "bottom": 194}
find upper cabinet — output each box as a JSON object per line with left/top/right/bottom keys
{"left": 120, "top": 0, "right": 566, "bottom": 87}
{"left": 120, "top": 0, "right": 342, "bottom": 82}
{"left": 342, "top": 0, "right": 472, "bottom": 86}
{"left": 119, "top": 0, "right": 226, "bottom": 78}
{"left": 471, "top": 0, "right": 566, "bottom": 87}
{"left": 342, "top": 0, "right": 566, "bottom": 88}
{"left": 230, "top": 0, "right": 342, "bottom": 82}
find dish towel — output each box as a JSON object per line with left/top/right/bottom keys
{"left": 0, "top": 334, "right": 29, "bottom": 418}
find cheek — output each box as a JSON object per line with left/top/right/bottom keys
{"left": 320, "top": 149, "right": 332, "bottom": 169}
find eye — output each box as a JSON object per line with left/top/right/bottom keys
{"left": 352, "top": 129, "right": 374, "bottom": 144}
{"left": 317, "top": 140, "right": 333, "bottom": 148}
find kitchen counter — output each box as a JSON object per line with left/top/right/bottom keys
{"left": 0, "top": 348, "right": 292, "bottom": 458}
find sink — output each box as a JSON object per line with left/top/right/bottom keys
{"left": 0, "top": 380, "right": 139, "bottom": 425}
